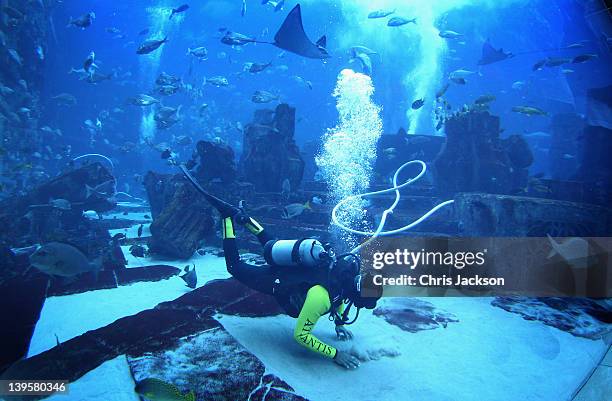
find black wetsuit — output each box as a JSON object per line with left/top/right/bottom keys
{"left": 222, "top": 216, "right": 276, "bottom": 295}
{"left": 221, "top": 216, "right": 345, "bottom": 359}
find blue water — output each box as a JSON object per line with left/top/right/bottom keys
{"left": 39, "top": 0, "right": 611, "bottom": 190}
{"left": 3, "top": 3, "right": 611, "bottom": 398}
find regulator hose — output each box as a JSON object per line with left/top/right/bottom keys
{"left": 331, "top": 160, "right": 455, "bottom": 254}
{"left": 73, "top": 153, "right": 114, "bottom": 170}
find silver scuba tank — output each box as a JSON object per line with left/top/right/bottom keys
{"left": 264, "top": 239, "right": 333, "bottom": 268}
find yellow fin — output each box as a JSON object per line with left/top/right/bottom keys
{"left": 304, "top": 201, "right": 311, "bottom": 210}
{"left": 185, "top": 390, "right": 196, "bottom": 401}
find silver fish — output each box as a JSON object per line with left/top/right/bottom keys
{"left": 30, "top": 242, "right": 101, "bottom": 279}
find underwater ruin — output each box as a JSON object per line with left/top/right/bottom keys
{"left": 0, "top": 1, "right": 610, "bottom": 401}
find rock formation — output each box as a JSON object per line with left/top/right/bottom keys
{"left": 454, "top": 193, "right": 611, "bottom": 236}
{"left": 240, "top": 104, "right": 305, "bottom": 192}
{"left": 433, "top": 110, "right": 532, "bottom": 195}
{"left": 0, "top": 162, "right": 117, "bottom": 248}
{"left": 144, "top": 172, "right": 215, "bottom": 259}
{"left": 549, "top": 112, "right": 584, "bottom": 180}
{"left": 300, "top": 139, "right": 320, "bottom": 181}
{"left": 144, "top": 138, "right": 263, "bottom": 258}
{"left": 375, "top": 128, "right": 445, "bottom": 182}
{"left": 193, "top": 140, "right": 237, "bottom": 184}
{"left": 575, "top": 85, "right": 612, "bottom": 206}
{"left": 0, "top": 161, "right": 125, "bottom": 374}
{"left": 492, "top": 297, "right": 611, "bottom": 340}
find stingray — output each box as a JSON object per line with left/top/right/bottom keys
{"left": 272, "top": 4, "right": 329, "bottom": 59}
{"left": 221, "top": 4, "right": 328, "bottom": 59}
{"left": 478, "top": 39, "right": 513, "bottom": 65}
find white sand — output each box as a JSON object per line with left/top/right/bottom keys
{"left": 24, "top": 209, "right": 608, "bottom": 401}
{"left": 218, "top": 297, "right": 608, "bottom": 401}
{"left": 27, "top": 254, "right": 230, "bottom": 357}
{"left": 28, "top": 262, "right": 608, "bottom": 401}
{"left": 45, "top": 355, "right": 139, "bottom": 401}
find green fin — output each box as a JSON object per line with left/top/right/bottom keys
{"left": 185, "top": 390, "right": 195, "bottom": 401}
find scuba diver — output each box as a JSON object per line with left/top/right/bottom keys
{"left": 179, "top": 165, "right": 381, "bottom": 369}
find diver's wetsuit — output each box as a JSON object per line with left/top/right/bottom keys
{"left": 222, "top": 216, "right": 343, "bottom": 359}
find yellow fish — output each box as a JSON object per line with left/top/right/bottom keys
{"left": 134, "top": 378, "right": 195, "bottom": 401}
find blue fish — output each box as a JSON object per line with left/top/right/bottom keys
{"left": 387, "top": 17, "right": 417, "bottom": 27}
{"left": 169, "top": 4, "right": 189, "bottom": 19}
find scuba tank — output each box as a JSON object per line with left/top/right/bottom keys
{"left": 264, "top": 239, "right": 335, "bottom": 268}
{"left": 178, "top": 163, "right": 381, "bottom": 321}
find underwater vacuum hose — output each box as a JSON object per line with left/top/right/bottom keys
{"left": 332, "top": 160, "right": 455, "bottom": 254}
{"left": 72, "top": 153, "right": 114, "bottom": 170}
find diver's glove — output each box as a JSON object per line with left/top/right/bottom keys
{"left": 224, "top": 200, "right": 265, "bottom": 236}
{"left": 217, "top": 202, "right": 241, "bottom": 219}
{"left": 335, "top": 326, "right": 353, "bottom": 341}
{"left": 333, "top": 350, "right": 360, "bottom": 369}
{"left": 217, "top": 199, "right": 247, "bottom": 221}
{"left": 232, "top": 200, "right": 250, "bottom": 225}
